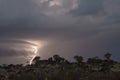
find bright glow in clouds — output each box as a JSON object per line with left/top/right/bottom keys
{"left": 49, "top": 0, "right": 62, "bottom": 7}
{"left": 22, "top": 40, "right": 42, "bottom": 64}
{"left": 33, "top": 0, "right": 78, "bottom": 16}
{"left": 0, "top": 39, "right": 45, "bottom": 64}
{"left": 29, "top": 45, "right": 38, "bottom": 64}
{"left": 40, "top": 0, "right": 48, "bottom": 3}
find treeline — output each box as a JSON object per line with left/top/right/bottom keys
{"left": 0, "top": 52, "right": 120, "bottom": 80}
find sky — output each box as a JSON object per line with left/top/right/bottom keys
{"left": 0, "top": 0, "right": 120, "bottom": 64}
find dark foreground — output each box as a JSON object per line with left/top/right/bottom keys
{"left": 0, "top": 53, "right": 120, "bottom": 80}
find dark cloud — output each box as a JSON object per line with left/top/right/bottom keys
{"left": 70, "top": 0, "right": 104, "bottom": 16}
{"left": 70, "top": 0, "right": 120, "bottom": 23}
{"left": 0, "top": 48, "right": 27, "bottom": 57}
{"left": 0, "top": 0, "right": 34, "bottom": 23}
{"left": 0, "top": 0, "right": 120, "bottom": 64}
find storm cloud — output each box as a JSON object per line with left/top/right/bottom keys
{"left": 0, "top": 0, "right": 120, "bottom": 64}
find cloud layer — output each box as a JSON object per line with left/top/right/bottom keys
{"left": 0, "top": 0, "right": 120, "bottom": 64}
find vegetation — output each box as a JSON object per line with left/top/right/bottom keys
{"left": 0, "top": 53, "right": 120, "bottom": 80}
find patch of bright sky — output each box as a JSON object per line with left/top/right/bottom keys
{"left": 49, "top": 0, "right": 62, "bottom": 7}
{"left": 40, "top": 0, "right": 49, "bottom": 3}
{"left": 34, "top": 0, "right": 79, "bottom": 16}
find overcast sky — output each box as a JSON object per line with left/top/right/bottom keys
{"left": 0, "top": 0, "right": 120, "bottom": 64}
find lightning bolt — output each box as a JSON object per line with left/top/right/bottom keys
{"left": 29, "top": 46, "right": 38, "bottom": 65}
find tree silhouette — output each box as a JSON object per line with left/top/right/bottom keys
{"left": 104, "top": 52, "right": 112, "bottom": 60}
{"left": 101, "top": 53, "right": 113, "bottom": 73}
{"left": 74, "top": 55, "right": 83, "bottom": 64}
{"left": 53, "top": 54, "right": 65, "bottom": 64}
{"left": 48, "top": 57, "right": 53, "bottom": 63}
{"left": 1, "top": 53, "right": 120, "bottom": 80}
{"left": 32, "top": 56, "right": 40, "bottom": 67}
{"left": 87, "top": 56, "right": 103, "bottom": 72}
